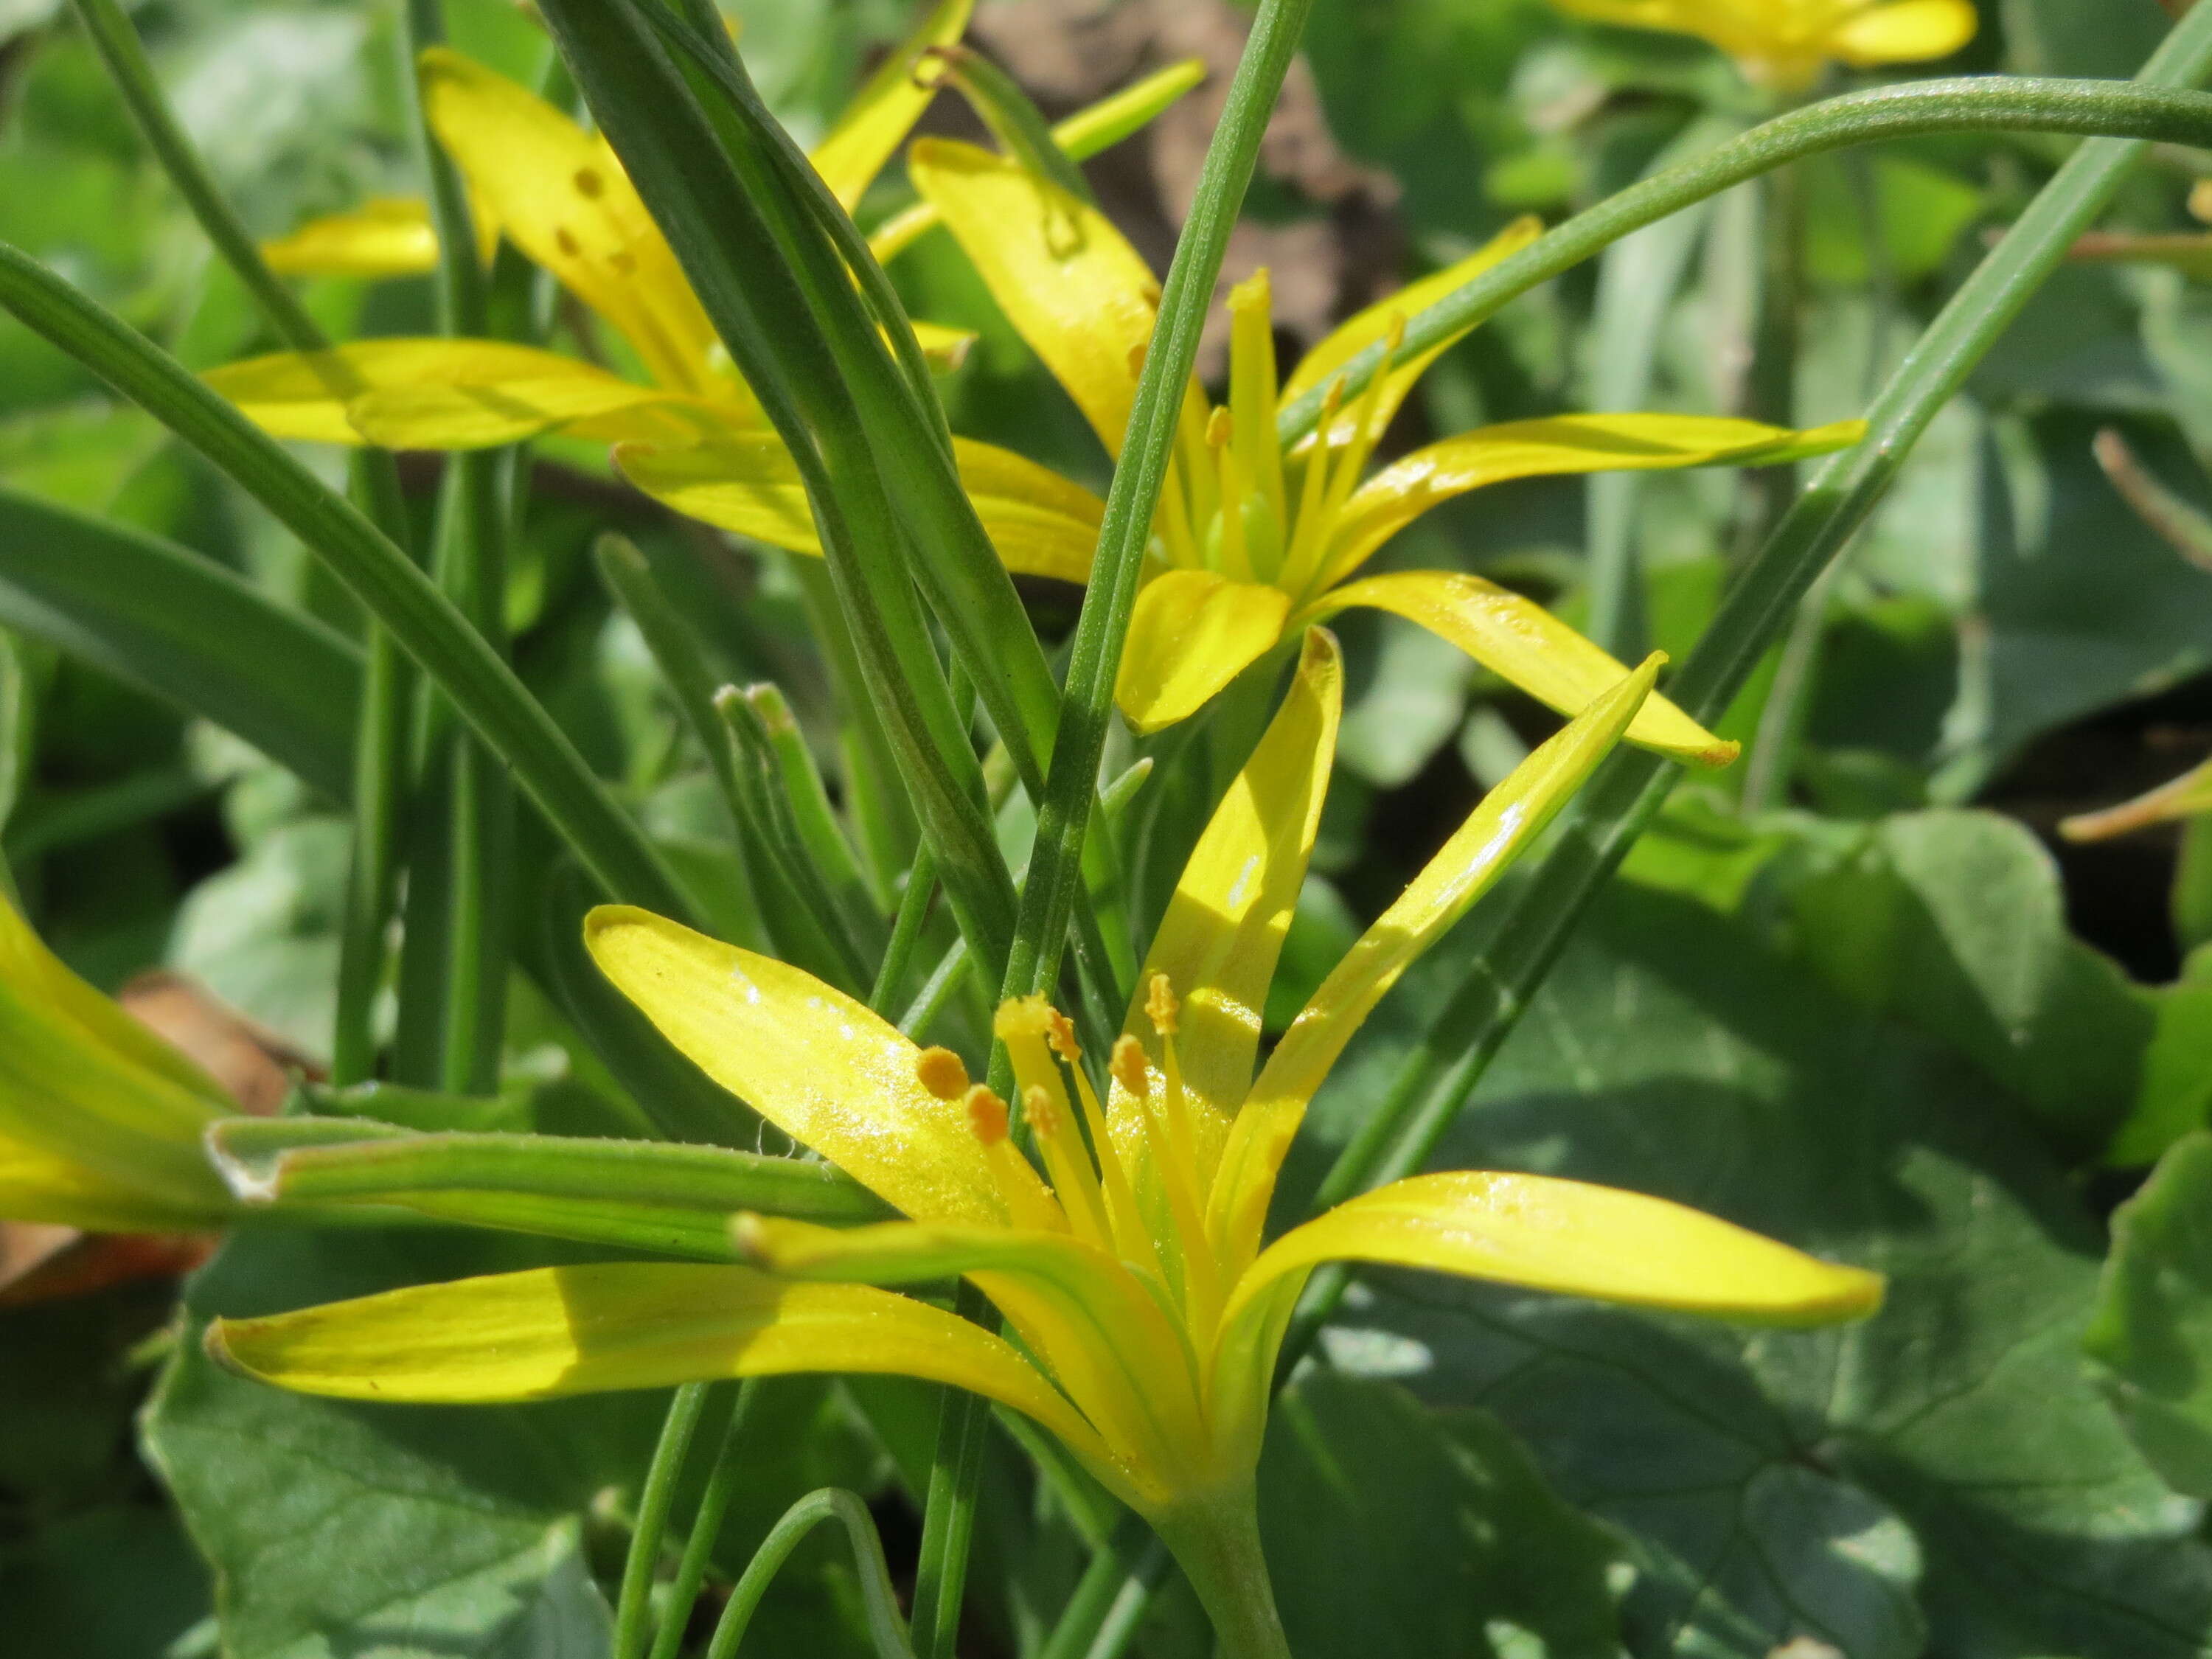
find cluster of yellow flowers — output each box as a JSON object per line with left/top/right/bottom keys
{"left": 0, "top": 0, "right": 1988, "bottom": 1635}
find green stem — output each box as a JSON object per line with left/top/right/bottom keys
{"left": 615, "top": 1382, "right": 714, "bottom": 1659}
{"left": 1276, "top": 9, "right": 2212, "bottom": 1372}
{"left": 1002, "top": 0, "right": 1318, "bottom": 1012}
{"left": 1152, "top": 1493, "right": 1289, "bottom": 1659}
{"left": 907, "top": 1281, "right": 994, "bottom": 1659}
{"left": 871, "top": 846, "right": 939, "bottom": 1015}
{"left": 1036, "top": 1517, "right": 1172, "bottom": 1659}
{"left": 646, "top": 1380, "right": 760, "bottom": 1659}
{"left": 1274, "top": 77, "right": 2212, "bottom": 445}
{"left": 703, "top": 1489, "right": 915, "bottom": 1659}
{"left": 63, "top": 0, "right": 421, "bottom": 1083}
{"left": 1733, "top": 159, "right": 1806, "bottom": 566}
{"left": 0, "top": 243, "right": 696, "bottom": 922}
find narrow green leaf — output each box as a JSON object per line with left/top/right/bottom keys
{"left": 0, "top": 485, "right": 361, "bottom": 802}
{"left": 207, "top": 1116, "right": 888, "bottom": 1242}
{"left": 0, "top": 241, "right": 695, "bottom": 921}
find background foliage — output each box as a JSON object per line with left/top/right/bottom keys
{"left": 11, "top": 0, "right": 2212, "bottom": 1655}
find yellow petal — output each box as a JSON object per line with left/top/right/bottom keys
{"left": 1113, "top": 628, "right": 1340, "bottom": 1193}
{"left": 1206, "top": 655, "right": 1663, "bottom": 1283}
{"left": 1113, "top": 570, "right": 1291, "bottom": 735}
{"left": 617, "top": 434, "right": 1103, "bottom": 582}
{"left": 0, "top": 981, "right": 232, "bottom": 1224}
{"left": 1828, "top": 0, "right": 1977, "bottom": 66}
{"left": 1321, "top": 414, "right": 1865, "bottom": 588}
{"left": 585, "top": 906, "right": 1040, "bottom": 1227}
{"left": 204, "top": 338, "right": 703, "bottom": 447}
{"left": 419, "top": 48, "right": 725, "bottom": 397}
{"left": 1315, "top": 569, "right": 1735, "bottom": 767}
{"left": 2061, "top": 754, "right": 2212, "bottom": 843}
{"left": 742, "top": 1214, "right": 1197, "bottom": 1506}
{"left": 260, "top": 198, "right": 442, "bottom": 278}
{"left": 909, "top": 137, "right": 1196, "bottom": 460}
{"left": 0, "top": 892, "right": 229, "bottom": 1113}
{"left": 1285, "top": 218, "right": 1544, "bottom": 446}
{"left": 0, "top": 1132, "right": 222, "bottom": 1231}
{"left": 807, "top": 0, "right": 973, "bottom": 210}
{"left": 1208, "top": 1169, "right": 1883, "bottom": 1458}
{"left": 208, "top": 1262, "right": 1111, "bottom": 1464}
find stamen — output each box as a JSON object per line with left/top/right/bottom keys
{"left": 1227, "top": 269, "right": 1286, "bottom": 571}
{"left": 1025, "top": 1083, "right": 1113, "bottom": 1248}
{"left": 1061, "top": 1032, "right": 1158, "bottom": 1277}
{"left": 1146, "top": 973, "right": 1180, "bottom": 1037}
{"left": 1122, "top": 986, "right": 1221, "bottom": 1332}
{"left": 965, "top": 1085, "right": 1068, "bottom": 1234}
{"left": 1110, "top": 1034, "right": 1150, "bottom": 1099}
{"left": 1211, "top": 409, "right": 1253, "bottom": 582}
{"left": 915, "top": 1046, "right": 971, "bottom": 1102}
{"left": 1046, "top": 1008, "right": 1082, "bottom": 1065}
{"left": 1315, "top": 314, "right": 1406, "bottom": 542}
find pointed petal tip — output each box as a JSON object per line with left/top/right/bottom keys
{"left": 1695, "top": 737, "right": 1742, "bottom": 771}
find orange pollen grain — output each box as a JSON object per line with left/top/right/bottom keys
{"left": 964, "top": 1085, "right": 1009, "bottom": 1146}
{"left": 1146, "top": 973, "right": 1180, "bottom": 1037}
{"left": 1046, "top": 1008, "right": 1081, "bottom": 1064}
{"left": 1023, "top": 1084, "right": 1060, "bottom": 1138}
{"left": 1110, "top": 1034, "right": 1150, "bottom": 1099}
{"left": 915, "top": 1046, "right": 971, "bottom": 1101}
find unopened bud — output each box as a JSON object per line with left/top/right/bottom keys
{"left": 915, "top": 1046, "right": 970, "bottom": 1101}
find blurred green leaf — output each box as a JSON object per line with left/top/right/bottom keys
{"left": 1303, "top": 880, "right": 2212, "bottom": 1658}
{"left": 2087, "top": 1131, "right": 2212, "bottom": 1499}
{"left": 0, "top": 1504, "right": 212, "bottom": 1658}
{"left": 1258, "top": 1371, "right": 1624, "bottom": 1659}
{"left": 0, "top": 485, "right": 361, "bottom": 802}
{"left": 167, "top": 813, "right": 347, "bottom": 1058}
{"left": 142, "top": 1225, "right": 655, "bottom": 1659}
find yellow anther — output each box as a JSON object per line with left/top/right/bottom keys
{"left": 1228, "top": 266, "right": 1272, "bottom": 316}
{"left": 1206, "top": 405, "right": 1233, "bottom": 448}
{"left": 1023, "top": 1083, "right": 1060, "bottom": 1139}
{"left": 916, "top": 1046, "right": 971, "bottom": 1102}
{"left": 1046, "top": 1007, "right": 1081, "bottom": 1064}
{"left": 1146, "top": 973, "right": 1180, "bottom": 1037}
{"left": 1110, "top": 1034, "right": 1151, "bottom": 1099}
{"left": 964, "top": 1085, "right": 1009, "bottom": 1145}
{"left": 993, "top": 995, "right": 1057, "bottom": 1044}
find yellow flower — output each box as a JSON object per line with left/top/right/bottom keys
{"left": 0, "top": 893, "right": 234, "bottom": 1233}
{"left": 1549, "top": 0, "right": 1978, "bottom": 91}
{"left": 650, "top": 138, "right": 1857, "bottom": 754}
{"left": 207, "top": 2, "right": 1194, "bottom": 590}
{"left": 209, "top": 636, "right": 1882, "bottom": 1651}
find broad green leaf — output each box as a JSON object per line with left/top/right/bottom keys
{"left": 1256, "top": 1372, "right": 1624, "bottom": 1659}
{"left": 142, "top": 1225, "right": 659, "bottom": 1659}
{"left": 1298, "top": 883, "right": 2212, "bottom": 1658}
{"left": 0, "top": 487, "right": 361, "bottom": 803}
{"left": 2085, "top": 1133, "right": 2212, "bottom": 1499}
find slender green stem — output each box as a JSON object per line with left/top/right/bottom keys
{"left": 1152, "top": 1494, "right": 1288, "bottom": 1659}
{"left": 1002, "top": 0, "right": 1318, "bottom": 1010}
{"left": 0, "top": 244, "right": 695, "bottom": 921}
{"left": 616, "top": 1382, "right": 714, "bottom": 1659}
{"left": 871, "top": 848, "right": 939, "bottom": 1016}
{"left": 900, "top": 7, "right": 1316, "bottom": 1650}
{"left": 1036, "top": 1518, "right": 1172, "bottom": 1659}
{"left": 1275, "top": 78, "right": 2212, "bottom": 445}
{"left": 1276, "top": 7, "right": 2212, "bottom": 1373}
{"left": 1733, "top": 159, "right": 1806, "bottom": 566}
{"left": 646, "top": 1380, "right": 760, "bottom": 1659}
{"left": 66, "top": 0, "right": 323, "bottom": 354}
{"left": 1585, "top": 114, "right": 1738, "bottom": 658}
{"left": 907, "top": 1280, "right": 995, "bottom": 1659}
{"left": 703, "top": 1489, "right": 915, "bottom": 1659}
{"left": 63, "top": 0, "right": 422, "bottom": 1083}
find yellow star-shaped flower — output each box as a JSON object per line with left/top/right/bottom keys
{"left": 211, "top": 636, "right": 1881, "bottom": 1652}
{"left": 1551, "top": 0, "right": 1978, "bottom": 91}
